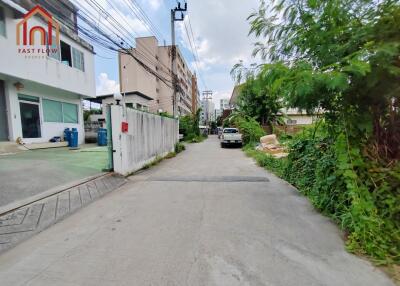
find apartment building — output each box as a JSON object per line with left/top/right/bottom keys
{"left": 220, "top": 98, "right": 229, "bottom": 111}
{"left": 0, "top": 0, "right": 95, "bottom": 144}
{"left": 119, "top": 36, "right": 197, "bottom": 116}
{"left": 191, "top": 74, "right": 201, "bottom": 114}
{"left": 200, "top": 99, "right": 215, "bottom": 125}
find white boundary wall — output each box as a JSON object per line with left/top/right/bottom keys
{"left": 111, "top": 105, "right": 178, "bottom": 176}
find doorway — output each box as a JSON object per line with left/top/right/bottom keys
{"left": 0, "top": 80, "right": 8, "bottom": 141}
{"left": 19, "top": 101, "right": 41, "bottom": 138}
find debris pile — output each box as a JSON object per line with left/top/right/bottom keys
{"left": 255, "top": 134, "right": 289, "bottom": 158}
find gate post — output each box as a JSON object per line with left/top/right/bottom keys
{"left": 104, "top": 104, "right": 113, "bottom": 172}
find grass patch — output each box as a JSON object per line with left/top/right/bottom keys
{"left": 165, "top": 152, "right": 176, "bottom": 159}
{"left": 184, "top": 134, "right": 207, "bottom": 143}
{"left": 142, "top": 156, "right": 163, "bottom": 170}
{"left": 243, "top": 144, "right": 287, "bottom": 178}
{"left": 175, "top": 142, "right": 185, "bottom": 153}
{"left": 140, "top": 145, "right": 185, "bottom": 171}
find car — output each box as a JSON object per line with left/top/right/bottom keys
{"left": 220, "top": 128, "right": 243, "bottom": 148}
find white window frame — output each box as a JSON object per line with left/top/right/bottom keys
{"left": 72, "top": 47, "right": 85, "bottom": 72}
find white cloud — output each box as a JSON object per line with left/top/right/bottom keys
{"left": 177, "top": 0, "right": 261, "bottom": 96}
{"left": 96, "top": 73, "right": 120, "bottom": 95}
{"left": 212, "top": 90, "right": 231, "bottom": 108}
{"left": 149, "top": 0, "right": 162, "bottom": 10}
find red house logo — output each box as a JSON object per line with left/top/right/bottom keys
{"left": 16, "top": 5, "right": 60, "bottom": 47}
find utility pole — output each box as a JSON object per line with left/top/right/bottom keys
{"left": 171, "top": 1, "right": 187, "bottom": 117}
{"left": 202, "top": 90, "right": 213, "bottom": 126}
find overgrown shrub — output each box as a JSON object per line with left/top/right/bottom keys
{"left": 245, "top": 127, "right": 400, "bottom": 264}
{"left": 243, "top": 144, "right": 287, "bottom": 177}
{"left": 175, "top": 142, "right": 185, "bottom": 154}
{"left": 225, "top": 113, "right": 265, "bottom": 144}
{"left": 179, "top": 110, "right": 201, "bottom": 141}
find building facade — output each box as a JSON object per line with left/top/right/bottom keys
{"left": 119, "top": 37, "right": 197, "bottom": 116}
{"left": 220, "top": 98, "right": 229, "bottom": 111}
{"left": 229, "top": 85, "right": 243, "bottom": 110}
{"left": 200, "top": 99, "right": 215, "bottom": 125}
{"left": 0, "top": 1, "right": 95, "bottom": 144}
{"left": 88, "top": 91, "right": 153, "bottom": 125}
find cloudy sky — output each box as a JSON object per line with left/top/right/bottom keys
{"left": 94, "top": 0, "right": 261, "bottom": 108}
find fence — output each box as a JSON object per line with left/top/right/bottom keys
{"left": 111, "top": 105, "right": 178, "bottom": 176}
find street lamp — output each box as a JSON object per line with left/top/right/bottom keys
{"left": 113, "top": 92, "right": 122, "bottom": 105}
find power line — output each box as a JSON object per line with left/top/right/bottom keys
{"left": 187, "top": 16, "right": 207, "bottom": 90}
{"left": 67, "top": 0, "right": 175, "bottom": 87}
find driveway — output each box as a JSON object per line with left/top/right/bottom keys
{"left": 0, "top": 136, "right": 394, "bottom": 285}
{"left": 0, "top": 145, "right": 108, "bottom": 208}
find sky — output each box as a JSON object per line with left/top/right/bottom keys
{"left": 93, "top": 0, "right": 261, "bottom": 109}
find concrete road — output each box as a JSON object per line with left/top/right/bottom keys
{"left": 0, "top": 136, "right": 394, "bottom": 286}
{"left": 0, "top": 145, "right": 107, "bottom": 208}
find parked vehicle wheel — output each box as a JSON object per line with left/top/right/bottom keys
{"left": 220, "top": 142, "right": 225, "bottom": 148}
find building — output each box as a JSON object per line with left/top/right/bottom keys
{"left": 280, "top": 108, "right": 315, "bottom": 125}
{"left": 214, "top": 109, "right": 222, "bottom": 119}
{"left": 220, "top": 98, "right": 229, "bottom": 111}
{"left": 200, "top": 99, "right": 215, "bottom": 125}
{"left": 0, "top": 1, "right": 95, "bottom": 144}
{"left": 87, "top": 91, "right": 153, "bottom": 124}
{"left": 191, "top": 74, "right": 201, "bottom": 114}
{"left": 229, "top": 85, "right": 243, "bottom": 109}
{"left": 119, "top": 36, "right": 197, "bottom": 116}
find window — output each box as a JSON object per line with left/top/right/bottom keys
{"left": 43, "top": 99, "right": 78, "bottom": 123}
{"left": 223, "top": 128, "right": 238, "bottom": 134}
{"left": 0, "top": 6, "right": 5, "bottom": 37}
{"left": 47, "top": 35, "right": 60, "bottom": 60}
{"left": 126, "top": 103, "right": 134, "bottom": 109}
{"left": 72, "top": 47, "right": 84, "bottom": 71}
{"left": 60, "top": 41, "right": 72, "bottom": 67}
{"left": 43, "top": 99, "right": 62, "bottom": 122}
{"left": 18, "top": 94, "right": 39, "bottom": 103}
{"left": 63, "top": 103, "right": 78, "bottom": 123}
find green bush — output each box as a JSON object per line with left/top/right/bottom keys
{"left": 244, "top": 128, "right": 400, "bottom": 264}
{"left": 179, "top": 110, "right": 201, "bottom": 141}
{"left": 175, "top": 142, "right": 185, "bottom": 154}
{"left": 243, "top": 145, "right": 287, "bottom": 177}
{"left": 225, "top": 113, "right": 265, "bottom": 144}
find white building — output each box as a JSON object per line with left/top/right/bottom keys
{"left": 220, "top": 98, "right": 229, "bottom": 111}
{"left": 280, "top": 108, "right": 315, "bottom": 125}
{"left": 214, "top": 109, "right": 222, "bottom": 119}
{"left": 0, "top": 1, "right": 95, "bottom": 144}
{"left": 200, "top": 99, "right": 215, "bottom": 125}
{"left": 88, "top": 91, "right": 153, "bottom": 124}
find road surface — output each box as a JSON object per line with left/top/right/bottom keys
{"left": 0, "top": 136, "right": 393, "bottom": 285}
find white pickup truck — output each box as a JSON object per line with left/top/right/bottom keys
{"left": 220, "top": 128, "right": 243, "bottom": 148}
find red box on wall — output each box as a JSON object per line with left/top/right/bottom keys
{"left": 121, "top": 122, "right": 129, "bottom": 133}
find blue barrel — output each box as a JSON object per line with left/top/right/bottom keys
{"left": 64, "top": 128, "right": 71, "bottom": 145}
{"left": 97, "top": 128, "right": 107, "bottom": 146}
{"left": 70, "top": 128, "right": 78, "bottom": 148}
